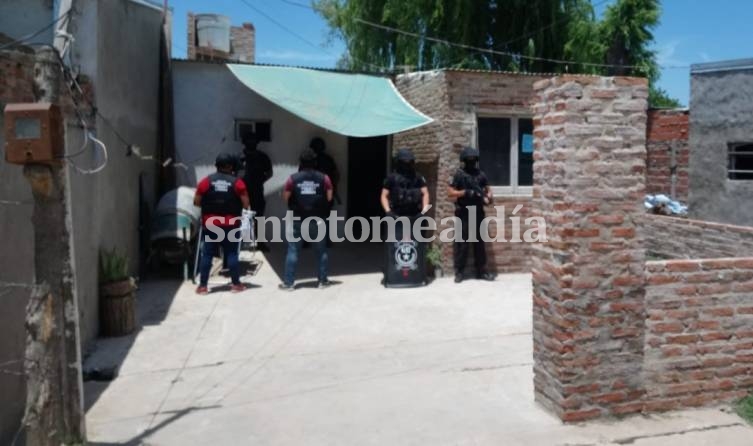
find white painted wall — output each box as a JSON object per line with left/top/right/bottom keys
{"left": 172, "top": 61, "right": 349, "bottom": 221}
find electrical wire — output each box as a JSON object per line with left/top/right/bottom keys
{"left": 495, "top": 0, "right": 612, "bottom": 48}
{"left": 240, "top": 0, "right": 325, "bottom": 53}
{"left": 67, "top": 131, "right": 109, "bottom": 175}
{"left": 277, "top": 0, "right": 688, "bottom": 72}
{"left": 0, "top": 9, "right": 72, "bottom": 51}
{"left": 354, "top": 18, "right": 688, "bottom": 71}
{"left": 245, "top": 0, "right": 390, "bottom": 72}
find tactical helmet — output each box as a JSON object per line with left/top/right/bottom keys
{"left": 241, "top": 131, "right": 258, "bottom": 147}
{"left": 460, "top": 146, "right": 480, "bottom": 161}
{"left": 309, "top": 137, "right": 326, "bottom": 153}
{"left": 215, "top": 152, "right": 236, "bottom": 169}
{"left": 300, "top": 148, "right": 318, "bottom": 167}
{"left": 396, "top": 148, "right": 415, "bottom": 162}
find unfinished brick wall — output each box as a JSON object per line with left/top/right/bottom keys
{"left": 485, "top": 196, "right": 534, "bottom": 273}
{"left": 187, "top": 13, "right": 255, "bottom": 63}
{"left": 393, "top": 70, "right": 448, "bottom": 228}
{"left": 531, "top": 75, "right": 649, "bottom": 421}
{"left": 445, "top": 71, "right": 544, "bottom": 275}
{"left": 230, "top": 23, "right": 255, "bottom": 63}
{"left": 646, "top": 109, "right": 689, "bottom": 201}
{"left": 645, "top": 258, "right": 753, "bottom": 410}
{"left": 394, "top": 70, "right": 544, "bottom": 274}
{"left": 187, "top": 13, "right": 197, "bottom": 60}
{"left": 641, "top": 214, "right": 753, "bottom": 260}
{"left": 0, "top": 48, "right": 35, "bottom": 104}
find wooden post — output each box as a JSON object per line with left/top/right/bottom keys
{"left": 20, "top": 46, "right": 86, "bottom": 446}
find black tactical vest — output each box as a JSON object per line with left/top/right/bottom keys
{"left": 455, "top": 169, "right": 485, "bottom": 208}
{"left": 388, "top": 173, "right": 424, "bottom": 216}
{"left": 201, "top": 172, "right": 243, "bottom": 217}
{"left": 289, "top": 170, "right": 328, "bottom": 218}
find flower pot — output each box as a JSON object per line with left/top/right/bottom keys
{"left": 100, "top": 278, "right": 136, "bottom": 337}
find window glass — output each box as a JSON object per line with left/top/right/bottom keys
{"left": 477, "top": 117, "right": 511, "bottom": 186}
{"left": 729, "top": 143, "right": 753, "bottom": 180}
{"left": 518, "top": 118, "right": 534, "bottom": 186}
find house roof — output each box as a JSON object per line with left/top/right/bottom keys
{"left": 691, "top": 58, "right": 753, "bottom": 74}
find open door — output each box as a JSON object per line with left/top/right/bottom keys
{"left": 347, "top": 136, "right": 389, "bottom": 238}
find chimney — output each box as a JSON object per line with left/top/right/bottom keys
{"left": 230, "top": 22, "right": 255, "bottom": 63}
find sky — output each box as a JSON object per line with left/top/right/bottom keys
{"left": 170, "top": 0, "right": 753, "bottom": 106}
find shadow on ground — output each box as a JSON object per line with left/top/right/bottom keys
{"left": 263, "top": 241, "right": 385, "bottom": 284}
{"left": 83, "top": 276, "right": 182, "bottom": 412}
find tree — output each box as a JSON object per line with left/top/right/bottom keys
{"left": 315, "top": 0, "right": 592, "bottom": 72}
{"left": 315, "top": 0, "right": 681, "bottom": 107}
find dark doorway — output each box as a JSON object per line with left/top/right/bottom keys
{"left": 347, "top": 136, "right": 388, "bottom": 238}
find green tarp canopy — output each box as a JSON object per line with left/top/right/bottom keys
{"left": 227, "top": 64, "right": 433, "bottom": 138}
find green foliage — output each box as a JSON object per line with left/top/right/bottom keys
{"left": 316, "top": 0, "right": 682, "bottom": 110}
{"left": 426, "top": 243, "right": 442, "bottom": 267}
{"left": 315, "top": 0, "right": 591, "bottom": 73}
{"left": 100, "top": 248, "right": 130, "bottom": 283}
{"left": 649, "top": 86, "right": 682, "bottom": 108}
{"left": 736, "top": 394, "right": 753, "bottom": 424}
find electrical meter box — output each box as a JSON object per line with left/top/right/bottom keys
{"left": 4, "top": 103, "right": 63, "bottom": 164}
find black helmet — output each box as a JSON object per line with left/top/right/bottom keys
{"left": 215, "top": 152, "right": 236, "bottom": 169}
{"left": 300, "top": 148, "right": 318, "bottom": 168}
{"left": 460, "top": 146, "right": 480, "bottom": 161}
{"left": 242, "top": 131, "right": 258, "bottom": 147}
{"left": 309, "top": 137, "right": 326, "bottom": 153}
{"left": 396, "top": 148, "right": 415, "bottom": 162}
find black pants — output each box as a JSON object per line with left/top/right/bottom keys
{"left": 453, "top": 209, "right": 487, "bottom": 275}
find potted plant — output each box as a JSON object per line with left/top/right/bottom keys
{"left": 426, "top": 244, "right": 444, "bottom": 279}
{"left": 99, "top": 248, "right": 136, "bottom": 337}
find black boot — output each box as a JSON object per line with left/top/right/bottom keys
{"left": 477, "top": 271, "right": 495, "bottom": 281}
{"left": 454, "top": 272, "right": 464, "bottom": 283}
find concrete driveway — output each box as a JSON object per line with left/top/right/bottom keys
{"left": 84, "top": 246, "right": 752, "bottom": 445}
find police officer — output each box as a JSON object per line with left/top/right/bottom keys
{"left": 310, "top": 137, "right": 341, "bottom": 205}
{"left": 280, "top": 148, "right": 334, "bottom": 291}
{"left": 448, "top": 147, "right": 495, "bottom": 283}
{"left": 240, "top": 131, "right": 273, "bottom": 251}
{"left": 381, "top": 148, "right": 430, "bottom": 219}
{"left": 194, "top": 153, "right": 251, "bottom": 294}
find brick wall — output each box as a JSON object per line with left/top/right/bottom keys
{"left": 230, "top": 23, "right": 254, "bottom": 63}
{"left": 485, "top": 196, "right": 534, "bottom": 273}
{"left": 642, "top": 214, "right": 753, "bottom": 260}
{"left": 187, "top": 13, "right": 196, "bottom": 60}
{"left": 0, "top": 48, "right": 35, "bottom": 104}
{"left": 531, "top": 75, "right": 649, "bottom": 422}
{"left": 646, "top": 109, "right": 689, "bottom": 201}
{"left": 645, "top": 258, "right": 753, "bottom": 410}
{"left": 187, "top": 13, "right": 255, "bottom": 63}
{"left": 393, "top": 70, "right": 451, "bottom": 265}
{"left": 394, "top": 70, "right": 544, "bottom": 274}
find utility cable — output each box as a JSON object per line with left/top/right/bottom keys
{"left": 0, "top": 9, "right": 72, "bottom": 51}
{"left": 278, "top": 0, "right": 688, "bottom": 71}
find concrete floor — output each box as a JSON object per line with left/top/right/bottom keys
{"left": 84, "top": 246, "right": 752, "bottom": 445}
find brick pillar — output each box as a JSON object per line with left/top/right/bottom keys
{"left": 531, "top": 75, "right": 649, "bottom": 421}
{"left": 187, "top": 12, "right": 196, "bottom": 60}
{"left": 230, "top": 23, "right": 255, "bottom": 63}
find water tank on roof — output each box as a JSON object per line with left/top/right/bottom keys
{"left": 195, "top": 14, "right": 231, "bottom": 53}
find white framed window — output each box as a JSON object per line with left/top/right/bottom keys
{"left": 475, "top": 116, "right": 534, "bottom": 196}
{"left": 728, "top": 143, "right": 753, "bottom": 180}
{"left": 235, "top": 119, "right": 272, "bottom": 142}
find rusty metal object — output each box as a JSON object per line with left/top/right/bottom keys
{"left": 3, "top": 102, "right": 63, "bottom": 165}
